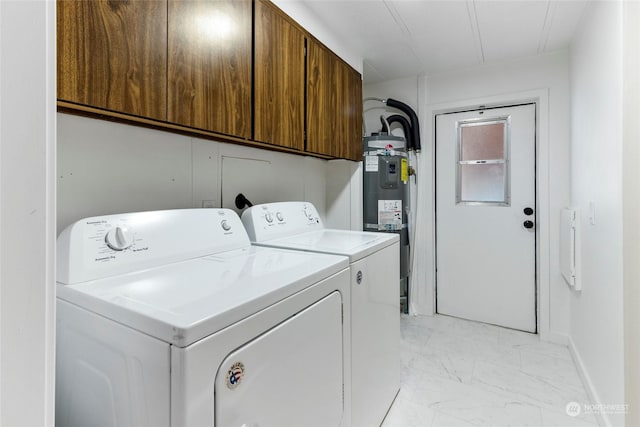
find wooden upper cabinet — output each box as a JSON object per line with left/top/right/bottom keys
{"left": 307, "top": 39, "right": 363, "bottom": 161}
{"left": 168, "top": 0, "right": 252, "bottom": 139}
{"left": 57, "top": 0, "right": 362, "bottom": 160}
{"left": 254, "top": 0, "right": 305, "bottom": 150}
{"left": 57, "top": 0, "right": 167, "bottom": 121}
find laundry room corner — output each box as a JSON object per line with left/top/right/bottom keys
{"left": 325, "top": 159, "right": 363, "bottom": 232}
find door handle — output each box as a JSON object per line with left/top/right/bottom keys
{"left": 523, "top": 220, "right": 534, "bottom": 229}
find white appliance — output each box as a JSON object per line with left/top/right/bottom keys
{"left": 56, "top": 208, "right": 352, "bottom": 427}
{"left": 241, "top": 202, "right": 400, "bottom": 427}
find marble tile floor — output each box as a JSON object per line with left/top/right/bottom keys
{"left": 382, "top": 314, "right": 598, "bottom": 427}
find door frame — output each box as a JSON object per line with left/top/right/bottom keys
{"left": 421, "top": 89, "right": 552, "bottom": 341}
{"left": 434, "top": 103, "right": 538, "bottom": 333}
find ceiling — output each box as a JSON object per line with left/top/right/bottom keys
{"left": 299, "top": 0, "right": 588, "bottom": 84}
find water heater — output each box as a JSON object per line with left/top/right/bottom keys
{"left": 363, "top": 134, "right": 410, "bottom": 313}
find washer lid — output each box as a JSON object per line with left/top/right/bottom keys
{"left": 257, "top": 229, "right": 398, "bottom": 263}
{"left": 57, "top": 246, "right": 349, "bottom": 347}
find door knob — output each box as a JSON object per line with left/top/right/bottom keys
{"left": 523, "top": 207, "right": 534, "bottom": 216}
{"left": 523, "top": 220, "right": 534, "bottom": 229}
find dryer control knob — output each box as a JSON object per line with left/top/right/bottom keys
{"left": 221, "top": 220, "right": 232, "bottom": 231}
{"left": 265, "top": 213, "right": 274, "bottom": 223}
{"left": 105, "top": 226, "right": 133, "bottom": 251}
{"left": 276, "top": 212, "right": 284, "bottom": 222}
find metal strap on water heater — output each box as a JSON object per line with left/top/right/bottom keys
{"left": 365, "top": 150, "right": 408, "bottom": 158}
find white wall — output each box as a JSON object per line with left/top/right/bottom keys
{"left": 0, "top": 1, "right": 56, "bottom": 426}
{"left": 325, "top": 160, "right": 362, "bottom": 231}
{"left": 623, "top": 3, "right": 640, "bottom": 424}
{"left": 363, "top": 76, "right": 420, "bottom": 136}
{"left": 57, "top": 114, "right": 329, "bottom": 233}
{"left": 569, "top": 2, "right": 625, "bottom": 426}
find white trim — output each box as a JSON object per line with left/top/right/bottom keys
{"left": 569, "top": 336, "right": 610, "bottom": 427}
{"left": 0, "top": 0, "right": 3, "bottom": 418}
{"left": 425, "top": 89, "right": 551, "bottom": 340}
{"left": 45, "top": 0, "right": 57, "bottom": 424}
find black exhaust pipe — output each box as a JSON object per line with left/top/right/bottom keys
{"left": 385, "top": 98, "right": 421, "bottom": 151}
{"left": 380, "top": 114, "right": 413, "bottom": 150}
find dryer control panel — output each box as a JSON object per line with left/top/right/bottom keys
{"left": 57, "top": 209, "right": 250, "bottom": 285}
{"left": 241, "top": 202, "right": 324, "bottom": 242}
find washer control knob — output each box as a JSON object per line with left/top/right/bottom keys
{"left": 221, "top": 219, "right": 231, "bottom": 231}
{"left": 276, "top": 212, "right": 284, "bottom": 222}
{"left": 265, "top": 213, "right": 274, "bottom": 223}
{"left": 105, "top": 226, "right": 133, "bottom": 251}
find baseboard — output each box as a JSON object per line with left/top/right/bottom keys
{"left": 568, "top": 336, "right": 611, "bottom": 427}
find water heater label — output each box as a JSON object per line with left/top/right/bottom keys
{"left": 378, "top": 200, "right": 402, "bottom": 230}
{"left": 365, "top": 155, "right": 378, "bottom": 172}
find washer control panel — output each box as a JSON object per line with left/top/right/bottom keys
{"left": 57, "top": 209, "right": 250, "bottom": 285}
{"left": 241, "top": 202, "right": 324, "bottom": 242}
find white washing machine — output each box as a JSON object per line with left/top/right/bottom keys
{"left": 241, "top": 202, "right": 400, "bottom": 427}
{"left": 56, "top": 208, "right": 352, "bottom": 427}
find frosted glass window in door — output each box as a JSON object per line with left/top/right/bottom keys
{"left": 456, "top": 118, "right": 510, "bottom": 205}
{"left": 460, "top": 123, "right": 505, "bottom": 160}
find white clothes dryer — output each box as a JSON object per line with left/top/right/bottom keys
{"left": 241, "top": 202, "right": 400, "bottom": 427}
{"left": 56, "top": 208, "right": 351, "bottom": 427}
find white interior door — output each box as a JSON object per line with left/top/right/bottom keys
{"left": 436, "top": 104, "right": 536, "bottom": 332}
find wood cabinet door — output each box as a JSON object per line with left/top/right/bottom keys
{"left": 307, "top": 39, "right": 363, "bottom": 160}
{"left": 307, "top": 39, "right": 337, "bottom": 157}
{"left": 254, "top": 0, "right": 305, "bottom": 150}
{"left": 57, "top": 0, "right": 167, "bottom": 121}
{"left": 336, "top": 64, "right": 363, "bottom": 161}
{"left": 168, "top": 0, "right": 252, "bottom": 139}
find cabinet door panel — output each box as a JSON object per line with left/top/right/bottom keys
{"left": 307, "top": 40, "right": 337, "bottom": 157}
{"left": 307, "top": 39, "right": 363, "bottom": 160}
{"left": 57, "top": 0, "right": 167, "bottom": 121}
{"left": 168, "top": 0, "right": 252, "bottom": 139}
{"left": 254, "top": 0, "right": 305, "bottom": 150}
{"left": 336, "top": 64, "right": 363, "bottom": 161}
